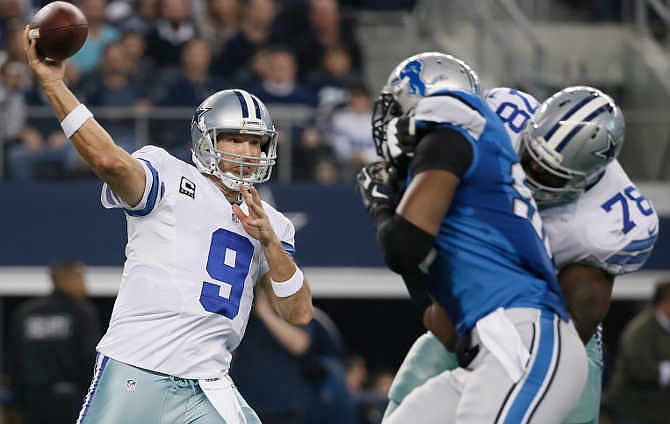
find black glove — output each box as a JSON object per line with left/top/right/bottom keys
{"left": 356, "top": 161, "right": 402, "bottom": 217}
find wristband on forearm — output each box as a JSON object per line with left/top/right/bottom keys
{"left": 271, "top": 267, "right": 304, "bottom": 298}
{"left": 60, "top": 104, "right": 93, "bottom": 138}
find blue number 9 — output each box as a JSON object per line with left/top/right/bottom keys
{"left": 200, "top": 229, "right": 253, "bottom": 319}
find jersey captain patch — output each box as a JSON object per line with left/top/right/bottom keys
{"left": 179, "top": 176, "right": 196, "bottom": 199}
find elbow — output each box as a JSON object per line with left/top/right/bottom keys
{"left": 91, "top": 147, "right": 128, "bottom": 178}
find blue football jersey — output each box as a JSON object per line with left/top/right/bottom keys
{"left": 410, "top": 89, "right": 569, "bottom": 335}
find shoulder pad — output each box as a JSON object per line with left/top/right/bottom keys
{"left": 414, "top": 94, "right": 486, "bottom": 141}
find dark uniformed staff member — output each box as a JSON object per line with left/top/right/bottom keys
{"left": 8, "top": 260, "right": 101, "bottom": 424}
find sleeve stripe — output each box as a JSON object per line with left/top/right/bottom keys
{"left": 606, "top": 251, "right": 652, "bottom": 266}
{"left": 621, "top": 234, "right": 658, "bottom": 252}
{"left": 281, "top": 241, "right": 296, "bottom": 258}
{"left": 127, "top": 159, "right": 160, "bottom": 217}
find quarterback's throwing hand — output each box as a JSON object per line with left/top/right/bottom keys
{"left": 356, "top": 161, "right": 400, "bottom": 216}
{"left": 232, "top": 186, "right": 278, "bottom": 247}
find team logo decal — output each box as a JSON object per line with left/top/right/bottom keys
{"left": 396, "top": 59, "right": 426, "bottom": 96}
{"left": 125, "top": 378, "right": 137, "bottom": 392}
{"left": 180, "top": 176, "right": 196, "bottom": 199}
{"left": 593, "top": 134, "right": 618, "bottom": 160}
{"left": 191, "top": 106, "right": 212, "bottom": 131}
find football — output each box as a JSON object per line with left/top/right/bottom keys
{"left": 29, "top": 1, "right": 88, "bottom": 61}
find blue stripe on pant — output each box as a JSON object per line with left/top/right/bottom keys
{"left": 503, "top": 310, "right": 560, "bottom": 424}
{"left": 77, "top": 354, "right": 110, "bottom": 424}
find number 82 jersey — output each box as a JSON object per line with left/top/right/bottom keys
{"left": 486, "top": 87, "right": 659, "bottom": 275}
{"left": 96, "top": 146, "right": 296, "bottom": 379}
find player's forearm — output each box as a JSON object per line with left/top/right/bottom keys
{"left": 41, "top": 81, "right": 145, "bottom": 205}
{"left": 262, "top": 238, "right": 314, "bottom": 325}
{"left": 263, "top": 237, "right": 297, "bottom": 281}
{"left": 273, "top": 279, "right": 313, "bottom": 326}
{"left": 42, "top": 81, "right": 120, "bottom": 169}
{"left": 558, "top": 264, "right": 614, "bottom": 343}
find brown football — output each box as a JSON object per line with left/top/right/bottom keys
{"left": 29, "top": 1, "right": 88, "bottom": 61}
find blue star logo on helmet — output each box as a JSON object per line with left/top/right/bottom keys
{"left": 398, "top": 59, "right": 426, "bottom": 96}
{"left": 191, "top": 106, "right": 212, "bottom": 131}
{"left": 593, "top": 134, "right": 618, "bottom": 160}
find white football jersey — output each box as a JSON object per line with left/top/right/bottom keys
{"left": 96, "top": 146, "right": 295, "bottom": 379}
{"left": 486, "top": 87, "right": 659, "bottom": 275}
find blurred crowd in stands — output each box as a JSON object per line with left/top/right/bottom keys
{"left": 0, "top": 0, "right": 406, "bottom": 183}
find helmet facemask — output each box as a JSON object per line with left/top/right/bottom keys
{"left": 518, "top": 130, "right": 588, "bottom": 208}
{"left": 372, "top": 92, "right": 403, "bottom": 160}
{"left": 192, "top": 128, "right": 277, "bottom": 192}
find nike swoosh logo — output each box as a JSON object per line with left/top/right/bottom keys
{"left": 649, "top": 226, "right": 658, "bottom": 236}
{"left": 371, "top": 186, "right": 389, "bottom": 199}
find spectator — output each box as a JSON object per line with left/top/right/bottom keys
{"left": 117, "top": 0, "right": 160, "bottom": 34}
{"left": 309, "top": 45, "right": 358, "bottom": 110}
{"left": 292, "top": 126, "right": 338, "bottom": 184}
{"left": 0, "top": 0, "right": 24, "bottom": 52}
{"left": 2, "top": 25, "right": 28, "bottom": 66}
{"left": 345, "top": 354, "right": 368, "bottom": 395}
{"left": 119, "top": 30, "right": 155, "bottom": 86}
{"left": 0, "top": 61, "right": 28, "bottom": 144}
{"left": 145, "top": 0, "right": 196, "bottom": 68}
{"left": 248, "top": 46, "right": 316, "bottom": 107}
{"left": 196, "top": 0, "right": 241, "bottom": 56}
{"left": 303, "top": 308, "right": 355, "bottom": 424}
{"left": 70, "top": 0, "right": 121, "bottom": 74}
{"left": 6, "top": 127, "right": 68, "bottom": 179}
{"left": 153, "top": 38, "right": 228, "bottom": 157}
{"left": 607, "top": 280, "right": 670, "bottom": 424}
{"left": 2, "top": 61, "right": 75, "bottom": 180}
{"left": 293, "top": 0, "right": 363, "bottom": 80}
{"left": 329, "top": 82, "right": 376, "bottom": 179}
{"left": 79, "top": 41, "right": 150, "bottom": 151}
{"left": 230, "top": 286, "right": 313, "bottom": 423}
{"left": 212, "top": 0, "right": 277, "bottom": 80}
{"left": 156, "top": 38, "right": 226, "bottom": 107}
{"left": 7, "top": 260, "right": 101, "bottom": 424}
{"left": 232, "top": 286, "right": 353, "bottom": 423}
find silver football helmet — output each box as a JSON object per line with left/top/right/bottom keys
{"left": 372, "top": 52, "right": 480, "bottom": 158}
{"left": 518, "top": 86, "right": 625, "bottom": 207}
{"left": 191, "top": 89, "right": 278, "bottom": 191}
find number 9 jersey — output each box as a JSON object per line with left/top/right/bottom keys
{"left": 96, "top": 146, "right": 296, "bottom": 379}
{"left": 486, "top": 87, "right": 659, "bottom": 275}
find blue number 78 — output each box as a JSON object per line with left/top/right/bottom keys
{"left": 601, "top": 185, "right": 654, "bottom": 234}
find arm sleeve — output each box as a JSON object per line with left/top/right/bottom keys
{"left": 410, "top": 128, "right": 474, "bottom": 178}
{"left": 100, "top": 145, "right": 167, "bottom": 216}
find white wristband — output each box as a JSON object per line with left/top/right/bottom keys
{"left": 60, "top": 104, "right": 93, "bottom": 138}
{"left": 271, "top": 267, "right": 304, "bottom": 298}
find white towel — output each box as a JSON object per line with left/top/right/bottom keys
{"left": 475, "top": 308, "right": 530, "bottom": 383}
{"left": 199, "top": 377, "right": 246, "bottom": 424}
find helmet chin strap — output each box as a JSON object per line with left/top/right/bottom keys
{"left": 205, "top": 172, "right": 244, "bottom": 204}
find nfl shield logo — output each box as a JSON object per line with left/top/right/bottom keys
{"left": 125, "top": 379, "right": 137, "bottom": 392}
